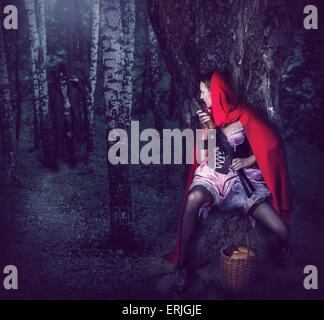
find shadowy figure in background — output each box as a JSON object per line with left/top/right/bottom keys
{"left": 48, "top": 64, "right": 85, "bottom": 169}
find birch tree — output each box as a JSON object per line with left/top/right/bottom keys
{"left": 121, "top": 0, "right": 136, "bottom": 117}
{"left": 86, "top": 0, "right": 100, "bottom": 154}
{"left": 101, "top": 0, "right": 132, "bottom": 249}
{"left": 24, "top": 0, "right": 54, "bottom": 166}
{"left": 0, "top": 28, "right": 16, "bottom": 182}
{"left": 25, "top": 0, "right": 40, "bottom": 149}
{"left": 37, "top": 0, "right": 47, "bottom": 60}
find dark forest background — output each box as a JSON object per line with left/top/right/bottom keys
{"left": 0, "top": 0, "right": 323, "bottom": 299}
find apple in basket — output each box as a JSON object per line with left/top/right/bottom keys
{"left": 230, "top": 246, "right": 255, "bottom": 259}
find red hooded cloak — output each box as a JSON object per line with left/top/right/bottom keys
{"left": 164, "top": 71, "right": 293, "bottom": 265}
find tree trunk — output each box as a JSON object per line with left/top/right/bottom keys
{"left": 14, "top": 27, "right": 22, "bottom": 142}
{"left": 25, "top": 0, "right": 41, "bottom": 150}
{"left": 37, "top": 0, "right": 47, "bottom": 60}
{"left": 148, "top": 19, "right": 164, "bottom": 134}
{"left": 101, "top": 0, "right": 132, "bottom": 250}
{"left": 148, "top": 0, "right": 300, "bottom": 129}
{"left": 24, "top": 0, "right": 54, "bottom": 167}
{"left": 131, "top": 7, "right": 149, "bottom": 117}
{"left": 86, "top": 0, "right": 100, "bottom": 155}
{"left": 121, "top": 0, "right": 136, "bottom": 117}
{"left": 136, "top": 38, "right": 150, "bottom": 116}
{"left": 0, "top": 28, "right": 16, "bottom": 182}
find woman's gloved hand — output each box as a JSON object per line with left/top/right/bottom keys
{"left": 196, "top": 110, "right": 212, "bottom": 128}
{"left": 230, "top": 156, "right": 255, "bottom": 170}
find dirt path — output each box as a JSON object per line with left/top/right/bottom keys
{"left": 0, "top": 146, "right": 177, "bottom": 299}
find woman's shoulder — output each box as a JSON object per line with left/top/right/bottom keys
{"left": 239, "top": 104, "right": 268, "bottom": 125}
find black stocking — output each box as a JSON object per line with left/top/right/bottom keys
{"left": 177, "top": 185, "right": 213, "bottom": 270}
{"left": 249, "top": 200, "right": 289, "bottom": 245}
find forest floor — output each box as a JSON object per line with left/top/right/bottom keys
{"left": 0, "top": 111, "right": 323, "bottom": 300}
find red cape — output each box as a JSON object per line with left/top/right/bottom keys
{"left": 164, "top": 71, "right": 293, "bottom": 265}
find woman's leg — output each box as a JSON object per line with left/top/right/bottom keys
{"left": 248, "top": 200, "right": 289, "bottom": 241}
{"left": 177, "top": 185, "right": 213, "bottom": 271}
{"left": 248, "top": 200, "right": 291, "bottom": 264}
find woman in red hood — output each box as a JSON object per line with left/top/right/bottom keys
{"left": 165, "top": 71, "right": 293, "bottom": 292}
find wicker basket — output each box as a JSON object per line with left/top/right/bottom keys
{"left": 220, "top": 230, "right": 256, "bottom": 294}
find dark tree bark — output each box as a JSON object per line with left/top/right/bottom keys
{"left": 14, "top": 28, "right": 22, "bottom": 142}
{"left": 68, "top": 0, "right": 83, "bottom": 65}
{"left": 135, "top": 14, "right": 150, "bottom": 116}
{"left": 137, "top": 49, "right": 150, "bottom": 115}
{"left": 148, "top": 18, "right": 164, "bottom": 134}
{"left": 0, "top": 28, "right": 16, "bottom": 182}
{"left": 148, "top": 0, "right": 301, "bottom": 128}
{"left": 74, "top": 0, "right": 83, "bottom": 63}
{"left": 68, "top": 0, "right": 73, "bottom": 72}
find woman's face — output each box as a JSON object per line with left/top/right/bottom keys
{"left": 200, "top": 81, "right": 212, "bottom": 107}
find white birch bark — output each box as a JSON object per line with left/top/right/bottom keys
{"left": 101, "top": 0, "right": 132, "bottom": 248}
{"left": 121, "top": 0, "right": 136, "bottom": 119}
{"left": 25, "top": 0, "right": 41, "bottom": 149}
{"left": 0, "top": 28, "right": 16, "bottom": 181}
{"left": 90, "top": 0, "right": 100, "bottom": 108}
{"left": 37, "top": 0, "right": 47, "bottom": 61}
{"left": 24, "top": 0, "right": 52, "bottom": 165}
{"left": 36, "top": 0, "right": 49, "bottom": 121}
{"left": 87, "top": 0, "right": 100, "bottom": 153}
{"left": 102, "top": 0, "right": 125, "bottom": 129}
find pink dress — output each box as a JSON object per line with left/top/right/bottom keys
{"left": 189, "top": 124, "right": 272, "bottom": 227}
